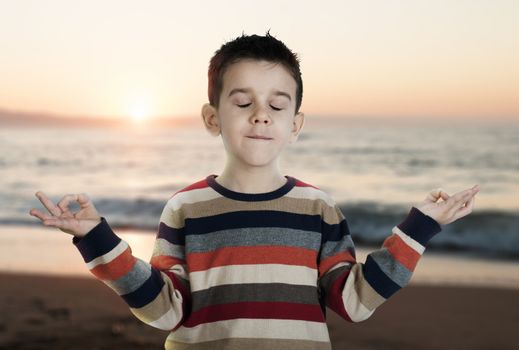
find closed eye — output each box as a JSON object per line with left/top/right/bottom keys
{"left": 237, "top": 103, "right": 283, "bottom": 111}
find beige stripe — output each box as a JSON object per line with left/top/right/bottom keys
{"left": 286, "top": 186, "right": 345, "bottom": 225}
{"left": 161, "top": 187, "right": 221, "bottom": 229}
{"left": 129, "top": 271, "right": 184, "bottom": 329}
{"left": 342, "top": 263, "right": 375, "bottom": 322}
{"left": 165, "top": 336, "right": 332, "bottom": 350}
{"left": 186, "top": 193, "right": 341, "bottom": 221}
{"left": 319, "top": 204, "right": 343, "bottom": 226}
{"left": 147, "top": 304, "right": 184, "bottom": 331}
{"left": 183, "top": 196, "right": 317, "bottom": 219}
{"left": 151, "top": 238, "right": 185, "bottom": 259}
{"left": 85, "top": 240, "right": 128, "bottom": 270}
{"left": 393, "top": 226, "right": 425, "bottom": 255}
{"left": 189, "top": 264, "right": 318, "bottom": 292}
{"left": 168, "top": 318, "right": 330, "bottom": 343}
{"left": 351, "top": 264, "right": 386, "bottom": 310}
{"left": 286, "top": 185, "right": 335, "bottom": 207}
{"left": 160, "top": 198, "right": 186, "bottom": 229}
{"left": 169, "top": 186, "right": 221, "bottom": 211}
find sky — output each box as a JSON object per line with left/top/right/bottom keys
{"left": 0, "top": 0, "right": 518, "bottom": 123}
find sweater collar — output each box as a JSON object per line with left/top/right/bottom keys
{"left": 206, "top": 174, "right": 296, "bottom": 202}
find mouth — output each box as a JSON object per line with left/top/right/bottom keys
{"left": 246, "top": 136, "right": 273, "bottom": 140}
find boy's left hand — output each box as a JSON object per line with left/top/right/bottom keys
{"left": 414, "top": 185, "right": 480, "bottom": 226}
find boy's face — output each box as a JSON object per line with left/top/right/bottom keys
{"left": 202, "top": 59, "right": 305, "bottom": 169}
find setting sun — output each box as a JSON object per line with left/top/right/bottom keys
{"left": 126, "top": 97, "right": 153, "bottom": 124}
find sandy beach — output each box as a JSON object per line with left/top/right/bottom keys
{"left": 1, "top": 225, "right": 519, "bottom": 349}
{"left": 1, "top": 273, "right": 518, "bottom": 350}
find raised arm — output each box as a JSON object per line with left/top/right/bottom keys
{"left": 317, "top": 185, "right": 479, "bottom": 322}
{"left": 29, "top": 192, "right": 190, "bottom": 331}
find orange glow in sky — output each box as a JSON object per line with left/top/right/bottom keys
{"left": 0, "top": 1, "right": 517, "bottom": 122}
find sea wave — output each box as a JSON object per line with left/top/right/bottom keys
{"left": 339, "top": 202, "right": 519, "bottom": 260}
{"left": 9, "top": 197, "right": 519, "bottom": 260}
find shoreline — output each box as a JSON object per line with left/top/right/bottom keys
{"left": 2, "top": 224, "right": 519, "bottom": 290}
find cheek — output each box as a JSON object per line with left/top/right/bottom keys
{"left": 219, "top": 118, "right": 243, "bottom": 141}
{"left": 278, "top": 120, "right": 295, "bottom": 137}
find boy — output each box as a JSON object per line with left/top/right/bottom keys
{"left": 30, "top": 32, "right": 480, "bottom": 349}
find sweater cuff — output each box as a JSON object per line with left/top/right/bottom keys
{"left": 72, "top": 217, "right": 121, "bottom": 263}
{"left": 397, "top": 207, "right": 442, "bottom": 246}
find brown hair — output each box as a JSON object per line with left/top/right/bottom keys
{"left": 207, "top": 30, "right": 303, "bottom": 114}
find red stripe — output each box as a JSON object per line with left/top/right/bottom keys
{"left": 183, "top": 301, "right": 325, "bottom": 328}
{"left": 383, "top": 234, "right": 420, "bottom": 272}
{"left": 163, "top": 270, "right": 192, "bottom": 331}
{"left": 150, "top": 255, "right": 186, "bottom": 270}
{"left": 172, "top": 178, "right": 209, "bottom": 197}
{"left": 90, "top": 247, "right": 136, "bottom": 281}
{"left": 325, "top": 268, "right": 352, "bottom": 322}
{"left": 187, "top": 245, "right": 318, "bottom": 272}
{"left": 318, "top": 251, "right": 356, "bottom": 276}
{"left": 294, "top": 178, "right": 321, "bottom": 190}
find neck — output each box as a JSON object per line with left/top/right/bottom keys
{"left": 216, "top": 163, "right": 287, "bottom": 194}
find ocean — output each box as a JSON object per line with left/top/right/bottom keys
{"left": 1, "top": 116, "right": 518, "bottom": 260}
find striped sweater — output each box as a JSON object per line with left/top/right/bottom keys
{"left": 73, "top": 174, "right": 442, "bottom": 349}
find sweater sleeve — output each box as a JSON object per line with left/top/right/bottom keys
{"left": 72, "top": 200, "right": 191, "bottom": 331}
{"left": 317, "top": 204, "right": 441, "bottom": 322}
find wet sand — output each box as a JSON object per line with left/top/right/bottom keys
{"left": 1, "top": 272, "right": 518, "bottom": 350}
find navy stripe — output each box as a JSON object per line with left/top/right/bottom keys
{"left": 72, "top": 217, "right": 121, "bottom": 263}
{"left": 157, "top": 222, "right": 185, "bottom": 245}
{"left": 321, "top": 218, "right": 350, "bottom": 244}
{"left": 397, "top": 207, "right": 442, "bottom": 246}
{"left": 121, "top": 268, "right": 165, "bottom": 308}
{"left": 362, "top": 255, "right": 401, "bottom": 299}
{"left": 184, "top": 211, "right": 321, "bottom": 236}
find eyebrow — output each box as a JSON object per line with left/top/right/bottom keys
{"left": 228, "top": 88, "right": 292, "bottom": 101}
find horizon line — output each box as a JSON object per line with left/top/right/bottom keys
{"left": 0, "top": 106, "right": 517, "bottom": 127}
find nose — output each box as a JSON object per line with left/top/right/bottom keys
{"left": 250, "top": 107, "right": 271, "bottom": 125}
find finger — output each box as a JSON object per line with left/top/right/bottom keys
{"left": 451, "top": 193, "right": 476, "bottom": 222}
{"left": 41, "top": 216, "right": 76, "bottom": 231}
{"left": 57, "top": 193, "right": 93, "bottom": 212}
{"left": 465, "top": 193, "right": 476, "bottom": 211}
{"left": 446, "top": 188, "right": 477, "bottom": 217}
{"left": 29, "top": 208, "right": 54, "bottom": 222}
{"left": 76, "top": 193, "right": 93, "bottom": 208}
{"left": 57, "top": 194, "right": 82, "bottom": 215}
{"left": 77, "top": 193, "right": 99, "bottom": 216}
{"left": 452, "top": 188, "right": 477, "bottom": 204}
{"left": 425, "top": 188, "right": 443, "bottom": 203}
{"left": 35, "top": 191, "right": 62, "bottom": 217}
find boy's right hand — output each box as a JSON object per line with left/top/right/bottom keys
{"left": 29, "top": 191, "right": 102, "bottom": 237}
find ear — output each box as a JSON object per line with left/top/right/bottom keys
{"left": 288, "top": 111, "right": 305, "bottom": 144}
{"left": 201, "top": 103, "right": 221, "bottom": 137}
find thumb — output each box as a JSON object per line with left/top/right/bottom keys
{"left": 424, "top": 188, "right": 443, "bottom": 203}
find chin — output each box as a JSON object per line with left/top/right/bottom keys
{"left": 244, "top": 160, "right": 276, "bottom": 168}
{"left": 242, "top": 156, "right": 279, "bottom": 168}
{"left": 231, "top": 148, "right": 283, "bottom": 168}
